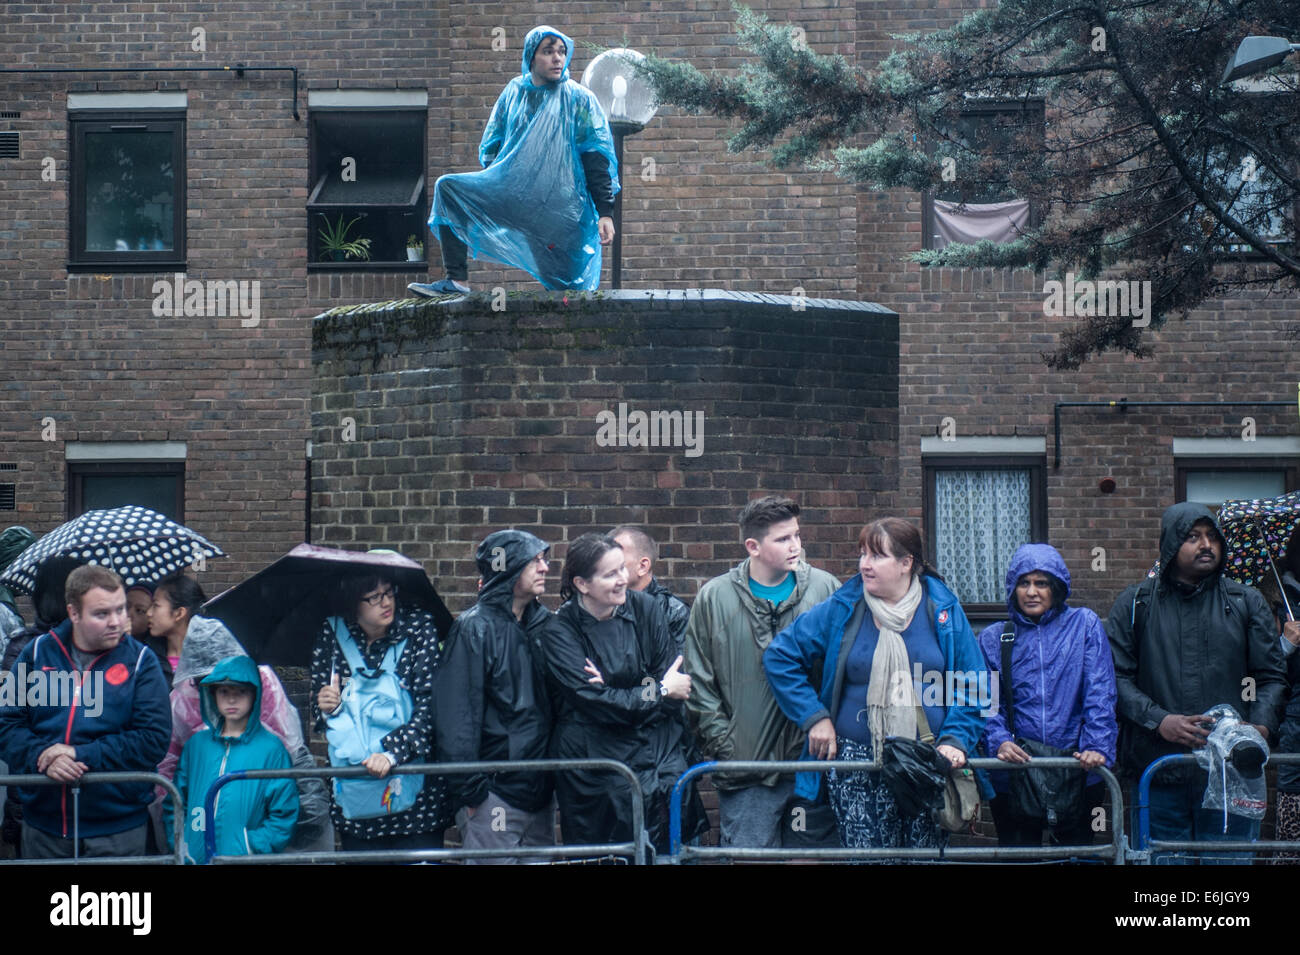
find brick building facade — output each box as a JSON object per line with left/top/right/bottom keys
{"left": 2, "top": 0, "right": 1297, "bottom": 852}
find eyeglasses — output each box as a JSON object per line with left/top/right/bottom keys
{"left": 360, "top": 586, "right": 398, "bottom": 607}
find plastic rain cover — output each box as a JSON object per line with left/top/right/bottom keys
{"left": 429, "top": 25, "right": 620, "bottom": 291}
{"left": 1195, "top": 704, "right": 1269, "bottom": 831}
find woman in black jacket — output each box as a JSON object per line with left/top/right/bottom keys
{"left": 543, "top": 533, "right": 693, "bottom": 856}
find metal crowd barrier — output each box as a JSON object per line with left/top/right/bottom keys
{"left": 1134, "top": 752, "right": 1300, "bottom": 864}
{"left": 0, "top": 772, "right": 185, "bottom": 865}
{"left": 668, "top": 757, "right": 1126, "bottom": 864}
{"left": 203, "top": 759, "right": 645, "bottom": 865}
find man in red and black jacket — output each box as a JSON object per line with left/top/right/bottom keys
{"left": 0, "top": 564, "right": 170, "bottom": 858}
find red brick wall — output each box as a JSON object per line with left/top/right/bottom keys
{"left": 311, "top": 293, "right": 898, "bottom": 611}
{"left": 0, "top": 0, "right": 863, "bottom": 601}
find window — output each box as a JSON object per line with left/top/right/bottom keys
{"left": 924, "top": 453, "right": 1047, "bottom": 621}
{"left": 1176, "top": 458, "right": 1298, "bottom": 512}
{"left": 68, "top": 462, "right": 184, "bottom": 522}
{"left": 68, "top": 106, "right": 186, "bottom": 271}
{"left": 308, "top": 102, "right": 427, "bottom": 270}
{"left": 1199, "top": 146, "right": 1296, "bottom": 256}
{"left": 922, "top": 100, "right": 1044, "bottom": 251}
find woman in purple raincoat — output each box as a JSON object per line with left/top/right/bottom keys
{"left": 977, "top": 543, "right": 1117, "bottom": 847}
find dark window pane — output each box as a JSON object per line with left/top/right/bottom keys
{"left": 79, "top": 475, "right": 180, "bottom": 521}
{"left": 309, "top": 110, "right": 427, "bottom": 267}
{"left": 83, "top": 131, "right": 175, "bottom": 252}
{"left": 312, "top": 207, "right": 428, "bottom": 264}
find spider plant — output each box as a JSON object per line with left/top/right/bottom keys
{"left": 318, "top": 214, "right": 372, "bottom": 261}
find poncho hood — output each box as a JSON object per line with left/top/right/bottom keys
{"left": 174, "top": 615, "right": 248, "bottom": 686}
{"left": 522, "top": 25, "right": 574, "bottom": 85}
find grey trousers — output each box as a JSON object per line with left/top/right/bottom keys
{"left": 22, "top": 820, "right": 149, "bottom": 859}
{"left": 456, "top": 790, "right": 555, "bottom": 865}
{"left": 717, "top": 779, "right": 795, "bottom": 849}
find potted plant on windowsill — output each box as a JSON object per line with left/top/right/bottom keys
{"left": 406, "top": 235, "right": 425, "bottom": 262}
{"left": 318, "top": 214, "right": 372, "bottom": 262}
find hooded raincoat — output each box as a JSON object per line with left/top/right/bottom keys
{"left": 1106, "top": 502, "right": 1285, "bottom": 782}
{"left": 156, "top": 616, "right": 333, "bottom": 852}
{"left": 435, "top": 530, "right": 554, "bottom": 812}
{"left": 543, "top": 588, "right": 692, "bottom": 853}
{"left": 976, "top": 544, "right": 1117, "bottom": 792}
{"left": 164, "top": 654, "right": 299, "bottom": 863}
{"left": 429, "top": 25, "right": 620, "bottom": 290}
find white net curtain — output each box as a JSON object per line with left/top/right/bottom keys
{"left": 933, "top": 469, "right": 1031, "bottom": 604}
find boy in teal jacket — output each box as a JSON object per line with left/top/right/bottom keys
{"left": 164, "top": 654, "right": 298, "bottom": 863}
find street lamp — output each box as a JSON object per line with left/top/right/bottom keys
{"left": 1221, "top": 35, "right": 1300, "bottom": 85}
{"left": 582, "top": 49, "right": 659, "bottom": 289}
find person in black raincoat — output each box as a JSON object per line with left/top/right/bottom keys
{"left": 543, "top": 533, "right": 694, "bottom": 857}
{"left": 1106, "top": 502, "right": 1284, "bottom": 861}
{"left": 0, "top": 527, "right": 36, "bottom": 642}
{"left": 435, "top": 530, "right": 556, "bottom": 862}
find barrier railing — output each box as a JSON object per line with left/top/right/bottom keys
{"left": 202, "top": 759, "right": 645, "bottom": 865}
{"left": 668, "top": 757, "right": 1126, "bottom": 864}
{"left": 0, "top": 772, "right": 184, "bottom": 865}
{"left": 1134, "top": 752, "right": 1300, "bottom": 864}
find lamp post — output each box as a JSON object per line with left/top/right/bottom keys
{"left": 1221, "top": 35, "right": 1299, "bottom": 84}
{"left": 583, "top": 49, "right": 658, "bottom": 289}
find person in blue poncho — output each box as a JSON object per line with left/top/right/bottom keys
{"left": 409, "top": 26, "right": 620, "bottom": 296}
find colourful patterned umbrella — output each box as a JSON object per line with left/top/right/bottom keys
{"left": 1216, "top": 490, "right": 1300, "bottom": 589}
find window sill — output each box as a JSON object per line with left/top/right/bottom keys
{"left": 308, "top": 261, "right": 429, "bottom": 272}
{"left": 67, "top": 260, "right": 188, "bottom": 274}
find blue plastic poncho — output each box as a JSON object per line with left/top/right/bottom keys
{"left": 429, "top": 26, "right": 620, "bottom": 291}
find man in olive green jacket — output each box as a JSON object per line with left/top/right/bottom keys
{"left": 683, "top": 496, "right": 839, "bottom": 848}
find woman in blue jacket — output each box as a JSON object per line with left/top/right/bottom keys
{"left": 764, "top": 518, "right": 989, "bottom": 851}
{"left": 978, "top": 544, "right": 1116, "bottom": 847}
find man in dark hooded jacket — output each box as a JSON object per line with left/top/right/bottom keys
{"left": 435, "top": 530, "right": 554, "bottom": 862}
{"left": 1106, "top": 502, "right": 1284, "bottom": 861}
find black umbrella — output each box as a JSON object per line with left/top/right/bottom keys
{"left": 201, "top": 543, "right": 455, "bottom": 667}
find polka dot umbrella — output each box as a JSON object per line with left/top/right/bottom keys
{"left": 1217, "top": 490, "right": 1300, "bottom": 602}
{"left": 0, "top": 506, "right": 225, "bottom": 595}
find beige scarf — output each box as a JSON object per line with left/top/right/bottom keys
{"left": 861, "top": 575, "right": 924, "bottom": 762}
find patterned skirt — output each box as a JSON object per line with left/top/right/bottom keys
{"left": 1271, "top": 791, "right": 1300, "bottom": 864}
{"left": 826, "top": 736, "right": 948, "bottom": 859}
